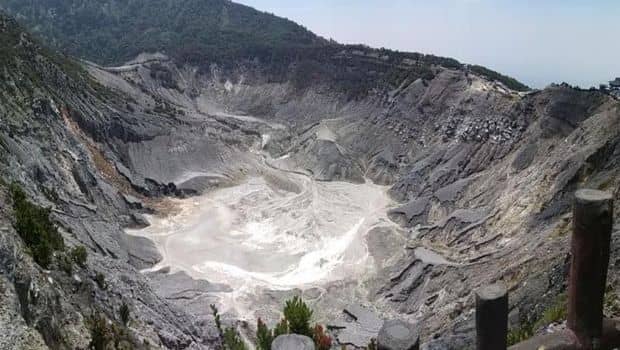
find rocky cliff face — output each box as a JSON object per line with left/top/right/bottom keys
{"left": 0, "top": 15, "right": 220, "bottom": 349}
{"left": 1, "top": 6, "right": 620, "bottom": 350}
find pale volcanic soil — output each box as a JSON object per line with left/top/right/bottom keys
{"left": 127, "top": 151, "right": 401, "bottom": 320}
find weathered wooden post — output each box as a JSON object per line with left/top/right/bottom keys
{"left": 568, "top": 189, "right": 613, "bottom": 349}
{"left": 476, "top": 282, "right": 508, "bottom": 350}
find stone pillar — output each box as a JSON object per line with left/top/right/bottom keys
{"left": 272, "top": 334, "right": 315, "bottom": 350}
{"left": 476, "top": 283, "right": 508, "bottom": 350}
{"left": 568, "top": 189, "right": 613, "bottom": 348}
{"left": 377, "top": 319, "right": 420, "bottom": 350}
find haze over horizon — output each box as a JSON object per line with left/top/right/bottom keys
{"left": 238, "top": 0, "right": 620, "bottom": 89}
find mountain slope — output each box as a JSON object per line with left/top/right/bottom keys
{"left": 1, "top": 2, "right": 619, "bottom": 350}
{"left": 0, "top": 0, "right": 529, "bottom": 93}
{"left": 0, "top": 13, "right": 223, "bottom": 349}
{"left": 0, "top": 0, "right": 323, "bottom": 66}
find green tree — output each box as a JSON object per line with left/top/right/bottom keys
{"left": 283, "top": 296, "right": 313, "bottom": 337}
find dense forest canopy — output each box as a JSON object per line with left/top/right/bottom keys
{"left": 0, "top": 0, "right": 323, "bottom": 65}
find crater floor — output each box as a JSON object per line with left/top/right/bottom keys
{"left": 127, "top": 152, "right": 399, "bottom": 319}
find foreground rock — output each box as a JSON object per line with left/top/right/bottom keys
{"left": 272, "top": 334, "right": 315, "bottom": 350}
{"left": 378, "top": 320, "right": 420, "bottom": 350}
{"left": 330, "top": 304, "right": 384, "bottom": 347}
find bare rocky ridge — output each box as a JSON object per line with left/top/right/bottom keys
{"left": 1, "top": 10, "right": 620, "bottom": 350}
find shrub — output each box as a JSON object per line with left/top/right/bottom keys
{"left": 94, "top": 272, "right": 106, "bottom": 290}
{"left": 223, "top": 327, "right": 247, "bottom": 350}
{"left": 57, "top": 253, "right": 73, "bottom": 275}
{"left": 89, "top": 313, "right": 113, "bottom": 350}
{"left": 273, "top": 318, "right": 289, "bottom": 338}
{"left": 312, "top": 324, "right": 331, "bottom": 350}
{"left": 507, "top": 293, "right": 567, "bottom": 346}
{"left": 120, "top": 302, "right": 130, "bottom": 327}
{"left": 256, "top": 318, "right": 273, "bottom": 350}
{"left": 42, "top": 186, "right": 59, "bottom": 202}
{"left": 507, "top": 323, "right": 533, "bottom": 346}
{"left": 283, "top": 296, "right": 313, "bottom": 337}
{"left": 210, "top": 304, "right": 223, "bottom": 335}
{"left": 255, "top": 317, "right": 288, "bottom": 349}
{"left": 10, "top": 183, "right": 64, "bottom": 268}
{"left": 533, "top": 294, "right": 567, "bottom": 329}
{"left": 88, "top": 312, "right": 134, "bottom": 350}
{"left": 217, "top": 298, "right": 329, "bottom": 350}
{"left": 211, "top": 304, "right": 247, "bottom": 350}
{"left": 71, "top": 245, "right": 88, "bottom": 268}
{"left": 254, "top": 297, "right": 330, "bottom": 349}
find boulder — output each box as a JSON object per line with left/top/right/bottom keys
{"left": 378, "top": 320, "right": 420, "bottom": 350}
{"left": 272, "top": 334, "right": 315, "bottom": 350}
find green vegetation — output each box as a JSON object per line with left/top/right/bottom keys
{"left": 273, "top": 318, "right": 289, "bottom": 338}
{"left": 507, "top": 324, "right": 534, "bottom": 346}
{"left": 0, "top": 0, "right": 321, "bottom": 66}
{"left": 89, "top": 314, "right": 113, "bottom": 350}
{"left": 119, "top": 302, "right": 130, "bottom": 327}
{"left": 58, "top": 252, "right": 73, "bottom": 275}
{"left": 537, "top": 294, "right": 568, "bottom": 326}
{"left": 0, "top": 13, "right": 87, "bottom": 112}
{"left": 211, "top": 296, "right": 333, "bottom": 350}
{"left": 10, "top": 183, "right": 64, "bottom": 268}
{"left": 283, "top": 296, "right": 313, "bottom": 337}
{"left": 95, "top": 272, "right": 107, "bottom": 290}
{"left": 88, "top": 313, "right": 134, "bottom": 350}
{"left": 223, "top": 328, "right": 247, "bottom": 350}
{"left": 469, "top": 65, "right": 530, "bottom": 92}
{"left": 507, "top": 293, "right": 568, "bottom": 346}
{"left": 0, "top": 0, "right": 528, "bottom": 99}
{"left": 42, "top": 186, "right": 59, "bottom": 203}
{"left": 211, "top": 304, "right": 222, "bottom": 334}
{"left": 211, "top": 304, "right": 247, "bottom": 350}
{"left": 71, "top": 245, "right": 88, "bottom": 268}
{"left": 256, "top": 318, "right": 273, "bottom": 350}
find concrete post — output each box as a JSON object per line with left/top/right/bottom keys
{"left": 568, "top": 189, "right": 613, "bottom": 348}
{"left": 476, "top": 283, "right": 508, "bottom": 350}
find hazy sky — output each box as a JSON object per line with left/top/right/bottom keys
{"left": 237, "top": 0, "right": 620, "bottom": 89}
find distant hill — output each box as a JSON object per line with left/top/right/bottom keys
{"left": 0, "top": 0, "right": 529, "bottom": 93}
{"left": 0, "top": 0, "right": 324, "bottom": 65}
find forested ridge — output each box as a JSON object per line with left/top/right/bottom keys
{"left": 0, "top": 0, "right": 529, "bottom": 97}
